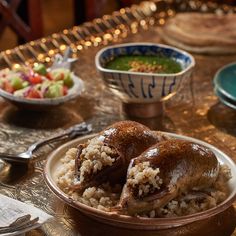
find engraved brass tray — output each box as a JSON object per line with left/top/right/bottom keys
{"left": 0, "top": 0, "right": 236, "bottom": 235}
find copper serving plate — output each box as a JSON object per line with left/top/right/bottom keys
{"left": 44, "top": 133, "right": 236, "bottom": 233}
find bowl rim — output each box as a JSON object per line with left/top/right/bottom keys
{"left": 0, "top": 73, "right": 84, "bottom": 106}
{"left": 95, "top": 42, "right": 196, "bottom": 77}
{"left": 213, "top": 61, "right": 236, "bottom": 102}
{"left": 44, "top": 132, "right": 236, "bottom": 229}
{"left": 214, "top": 86, "right": 236, "bottom": 110}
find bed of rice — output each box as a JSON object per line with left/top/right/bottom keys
{"left": 56, "top": 147, "right": 121, "bottom": 211}
{"left": 56, "top": 147, "right": 232, "bottom": 218}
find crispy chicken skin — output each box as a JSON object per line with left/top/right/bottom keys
{"left": 71, "top": 121, "right": 168, "bottom": 191}
{"left": 118, "top": 139, "right": 220, "bottom": 215}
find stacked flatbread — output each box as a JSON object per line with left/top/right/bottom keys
{"left": 159, "top": 13, "right": 236, "bottom": 54}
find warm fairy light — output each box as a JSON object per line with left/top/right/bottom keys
{"left": 118, "top": 24, "right": 128, "bottom": 38}
{"left": 140, "top": 20, "right": 148, "bottom": 30}
{"left": 33, "top": 62, "right": 39, "bottom": 67}
{"left": 140, "top": 20, "right": 146, "bottom": 26}
{"left": 95, "top": 37, "right": 102, "bottom": 43}
{"left": 114, "top": 29, "right": 121, "bottom": 35}
{"left": 120, "top": 8, "right": 126, "bottom": 14}
{"left": 167, "top": 9, "right": 174, "bottom": 16}
{"left": 45, "top": 57, "right": 51, "bottom": 62}
{"left": 30, "top": 41, "right": 35, "bottom": 46}
{"left": 71, "top": 47, "right": 77, "bottom": 53}
{"left": 159, "top": 18, "right": 165, "bottom": 25}
{"left": 92, "top": 37, "right": 102, "bottom": 46}
{"left": 131, "top": 22, "right": 138, "bottom": 28}
{"left": 103, "top": 33, "right": 112, "bottom": 41}
{"left": 119, "top": 24, "right": 125, "bottom": 30}
{"left": 84, "top": 41, "right": 92, "bottom": 47}
{"left": 12, "top": 63, "right": 20, "bottom": 70}
{"left": 63, "top": 29, "right": 69, "bottom": 34}
{"left": 37, "top": 53, "right": 44, "bottom": 61}
{"left": 94, "top": 18, "right": 102, "bottom": 24}
{"left": 150, "top": 3, "right": 157, "bottom": 12}
{"left": 59, "top": 44, "right": 66, "bottom": 51}
{"left": 41, "top": 38, "right": 46, "bottom": 43}
{"left": 102, "top": 15, "right": 110, "bottom": 20}
{"left": 18, "top": 45, "right": 24, "bottom": 50}
{"left": 77, "top": 45, "right": 83, "bottom": 50}
{"left": 131, "top": 22, "right": 138, "bottom": 34}
{"left": 5, "top": 50, "right": 11, "bottom": 55}
{"left": 48, "top": 50, "right": 55, "bottom": 56}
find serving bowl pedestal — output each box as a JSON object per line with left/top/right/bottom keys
{"left": 122, "top": 102, "right": 163, "bottom": 118}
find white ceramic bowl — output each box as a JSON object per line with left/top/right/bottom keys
{"left": 0, "top": 74, "right": 84, "bottom": 110}
{"left": 95, "top": 43, "right": 195, "bottom": 103}
{"left": 44, "top": 132, "right": 236, "bottom": 231}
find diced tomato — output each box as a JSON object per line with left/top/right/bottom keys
{"left": 29, "top": 75, "right": 42, "bottom": 84}
{"left": 63, "top": 86, "right": 68, "bottom": 96}
{"left": 26, "top": 88, "right": 42, "bottom": 99}
{"left": 46, "top": 72, "right": 53, "bottom": 80}
{"left": 58, "top": 73, "right": 64, "bottom": 80}
{"left": 4, "top": 81, "right": 14, "bottom": 93}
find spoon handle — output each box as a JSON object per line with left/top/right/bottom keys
{"left": 27, "top": 122, "right": 92, "bottom": 153}
{"left": 0, "top": 153, "right": 29, "bottom": 163}
{"left": 0, "top": 122, "right": 92, "bottom": 163}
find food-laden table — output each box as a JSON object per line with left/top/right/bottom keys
{"left": 0, "top": 0, "right": 236, "bottom": 235}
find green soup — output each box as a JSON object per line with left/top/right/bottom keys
{"left": 105, "top": 55, "right": 182, "bottom": 74}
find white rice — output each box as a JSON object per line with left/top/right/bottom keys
{"left": 56, "top": 147, "right": 232, "bottom": 217}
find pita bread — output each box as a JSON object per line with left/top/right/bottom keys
{"left": 159, "top": 13, "right": 236, "bottom": 54}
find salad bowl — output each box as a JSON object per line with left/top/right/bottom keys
{"left": 0, "top": 65, "right": 84, "bottom": 110}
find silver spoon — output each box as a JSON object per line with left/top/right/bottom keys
{"left": 0, "top": 122, "right": 92, "bottom": 163}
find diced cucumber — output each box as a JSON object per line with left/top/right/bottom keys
{"left": 44, "top": 82, "right": 63, "bottom": 98}
{"left": 63, "top": 73, "right": 73, "bottom": 88}
{"left": 51, "top": 68, "right": 74, "bottom": 88}
{"left": 11, "top": 77, "right": 23, "bottom": 90}
{"left": 33, "top": 63, "right": 47, "bottom": 75}
{"left": 22, "top": 81, "right": 29, "bottom": 88}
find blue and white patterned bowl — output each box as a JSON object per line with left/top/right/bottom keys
{"left": 95, "top": 43, "right": 195, "bottom": 103}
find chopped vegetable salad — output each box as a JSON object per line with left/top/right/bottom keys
{"left": 0, "top": 64, "right": 74, "bottom": 99}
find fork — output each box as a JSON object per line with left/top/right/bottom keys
{"left": 0, "top": 214, "right": 40, "bottom": 234}
{"left": 0, "top": 122, "right": 92, "bottom": 163}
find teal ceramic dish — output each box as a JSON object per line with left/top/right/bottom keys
{"left": 214, "top": 62, "right": 236, "bottom": 103}
{"left": 214, "top": 86, "right": 236, "bottom": 110}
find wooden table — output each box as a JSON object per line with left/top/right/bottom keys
{"left": 0, "top": 1, "right": 235, "bottom": 235}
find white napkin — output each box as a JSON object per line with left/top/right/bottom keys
{"left": 0, "top": 194, "right": 53, "bottom": 236}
